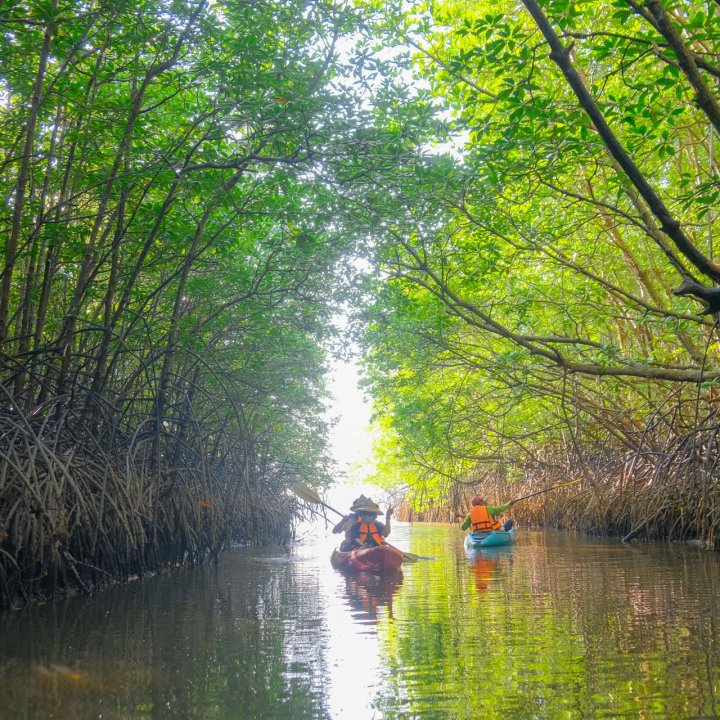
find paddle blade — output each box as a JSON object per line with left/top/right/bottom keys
{"left": 402, "top": 551, "right": 436, "bottom": 562}
{"left": 290, "top": 482, "right": 323, "bottom": 504}
{"left": 388, "top": 544, "right": 435, "bottom": 562}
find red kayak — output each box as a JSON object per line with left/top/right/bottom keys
{"left": 331, "top": 544, "right": 404, "bottom": 573}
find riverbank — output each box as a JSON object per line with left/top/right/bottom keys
{"left": 394, "top": 441, "right": 720, "bottom": 550}
{"left": 0, "top": 403, "right": 299, "bottom": 610}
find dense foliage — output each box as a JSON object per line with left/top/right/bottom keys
{"left": 0, "top": 0, "right": 395, "bottom": 606}
{"left": 350, "top": 1, "right": 720, "bottom": 545}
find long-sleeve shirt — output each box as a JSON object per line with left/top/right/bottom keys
{"left": 460, "top": 503, "right": 511, "bottom": 531}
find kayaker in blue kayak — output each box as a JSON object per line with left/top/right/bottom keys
{"left": 333, "top": 495, "right": 393, "bottom": 551}
{"left": 460, "top": 495, "right": 516, "bottom": 533}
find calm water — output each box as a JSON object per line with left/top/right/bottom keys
{"left": 1, "top": 524, "right": 719, "bottom": 719}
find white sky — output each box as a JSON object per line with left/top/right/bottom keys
{"left": 325, "top": 357, "right": 376, "bottom": 485}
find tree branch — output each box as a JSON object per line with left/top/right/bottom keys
{"left": 520, "top": 0, "right": 720, "bottom": 294}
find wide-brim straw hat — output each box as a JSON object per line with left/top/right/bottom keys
{"left": 350, "top": 495, "right": 381, "bottom": 514}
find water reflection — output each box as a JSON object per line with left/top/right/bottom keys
{"left": 340, "top": 570, "right": 403, "bottom": 623}
{"left": 376, "top": 528, "right": 720, "bottom": 720}
{"left": 465, "top": 546, "right": 514, "bottom": 594}
{"left": 1, "top": 527, "right": 719, "bottom": 720}
{"left": 0, "top": 548, "right": 333, "bottom": 720}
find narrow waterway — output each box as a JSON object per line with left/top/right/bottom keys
{"left": 1, "top": 523, "right": 719, "bottom": 719}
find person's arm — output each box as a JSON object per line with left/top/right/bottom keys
{"left": 487, "top": 502, "right": 513, "bottom": 516}
{"left": 382, "top": 507, "right": 393, "bottom": 537}
{"left": 332, "top": 514, "right": 352, "bottom": 534}
{"left": 349, "top": 522, "right": 366, "bottom": 547}
{"left": 460, "top": 514, "right": 471, "bottom": 531}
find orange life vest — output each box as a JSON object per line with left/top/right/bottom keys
{"left": 469, "top": 505, "right": 501, "bottom": 532}
{"left": 357, "top": 518, "right": 385, "bottom": 546}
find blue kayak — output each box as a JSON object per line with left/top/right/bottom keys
{"left": 464, "top": 527, "right": 517, "bottom": 549}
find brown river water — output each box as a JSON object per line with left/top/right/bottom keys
{"left": 0, "top": 523, "right": 718, "bottom": 719}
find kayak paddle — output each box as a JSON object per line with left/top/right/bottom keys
{"left": 290, "top": 482, "right": 346, "bottom": 517}
{"left": 511, "top": 478, "right": 581, "bottom": 503}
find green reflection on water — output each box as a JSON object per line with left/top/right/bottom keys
{"left": 372, "top": 527, "right": 720, "bottom": 720}
{"left": 0, "top": 528, "right": 718, "bottom": 720}
{"left": 0, "top": 548, "right": 332, "bottom": 720}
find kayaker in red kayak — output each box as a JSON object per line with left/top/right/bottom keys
{"left": 333, "top": 495, "right": 393, "bottom": 552}
{"left": 460, "top": 495, "right": 516, "bottom": 533}
{"left": 331, "top": 495, "right": 367, "bottom": 548}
